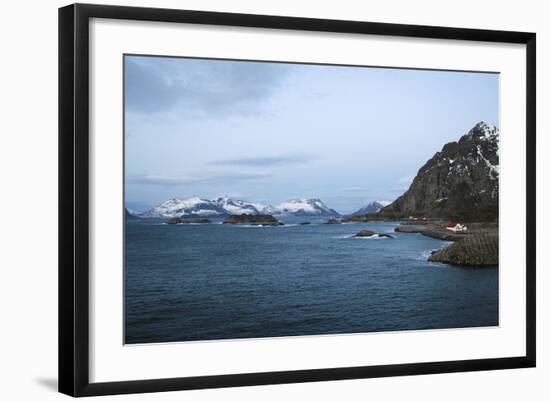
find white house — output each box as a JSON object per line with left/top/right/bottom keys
{"left": 446, "top": 222, "right": 467, "bottom": 232}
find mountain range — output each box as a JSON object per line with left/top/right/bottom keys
{"left": 131, "top": 122, "right": 499, "bottom": 222}
{"left": 380, "top": 121, "right": 499, "bottom": 221}
{"left": 139, "top": 196, "right": 340, "bottom": 218}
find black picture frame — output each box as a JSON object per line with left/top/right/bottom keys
{"left": 59, "top": 3, "right": 536, "bottom": 397}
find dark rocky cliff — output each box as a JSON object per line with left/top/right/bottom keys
{"left": 380, "top": 121, "right": 499, "bottom": 222}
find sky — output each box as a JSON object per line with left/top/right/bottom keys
{"left": 124, "top": 55, "right": 499, "bottom": 214}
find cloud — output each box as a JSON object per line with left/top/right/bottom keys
{"left": 340, "top": 187, "right": 374, "bottom": 192}
{"left": 127, "top": 171, "right": 271, "bottom": 187}
{"left": 208, "top": 153, "right": 317, "bottom": 167}
{"left": 125, "top": 56, "right": 290, "bottom": 116}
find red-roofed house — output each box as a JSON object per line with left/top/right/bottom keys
{"left": 446, "top": 222, "right": 467, "bottom": 232}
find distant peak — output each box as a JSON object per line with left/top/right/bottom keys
{"left": 349, "top": 200, "right": 392, "bottom": 216}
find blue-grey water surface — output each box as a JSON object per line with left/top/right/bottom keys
{"left": 125, "top": 219, "right": 498, "bottom": 344}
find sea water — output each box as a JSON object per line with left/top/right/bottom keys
{"left": 125, "top": 219, "right": 498, "bottom": 344}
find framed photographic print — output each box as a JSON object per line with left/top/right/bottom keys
{"left": 58, "top": 3, "right": 536, "bottom": 397}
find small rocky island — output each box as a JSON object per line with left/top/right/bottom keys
{"left": 354, "top": 229, "right": 393, "bottom": 238}
{"left": 223, "top": 214, "right": 283, "bottom": 226}
{"left": 166, "top": 217, "right": 212, "bottom": 224}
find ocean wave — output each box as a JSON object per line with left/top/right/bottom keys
{"left": 419, "top": 241, "right": 453, "bottom": 262}
{"left": 160, "top": 222, "right": 210, "bottom": 226}
{"left": 235, "top": 223, "right": 298, "bottom": 228}
{"left": 355, "top": 234, "right": 393, "bottom": 240}
{"left": 334, "top": 234, "right": 393, "bottom": 240}
{"left": 416, "top": 250, "right": 434, "bottom": 261}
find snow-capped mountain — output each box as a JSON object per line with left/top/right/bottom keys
{"left": 140, "top": 197, "right": 339, "bottom": 218}
{"left": 274, "top": 198, "right": 340, "bottom": 217}
{"left": 381, "top": 121, "right": 499, "bottom": 221}
{"left": 140, "top": 197, "right": 225, "bottom": 218}
{"left": 213, "top": 196, "right": 276, "bottom": 216}
{"left": 349, "top": 200, "right": 391, "bottom": 216}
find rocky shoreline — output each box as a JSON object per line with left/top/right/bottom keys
{"left": 394, "top": 222, "right": 498, "bottom": 267}
{"left": 394, "top": 224, "right": 467, "bottom": 241}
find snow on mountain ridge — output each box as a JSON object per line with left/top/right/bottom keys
{"left": 141, "top": 196, "right": 339, "bottom": 218}
{"left": 140, "top": 197, "right": 224, "bottom": 218}
{"left": 214, "top": 196, "right": 275, "bottom": 215}
{"left": 274, "top": 198, "right": 340, "bottom": 216}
